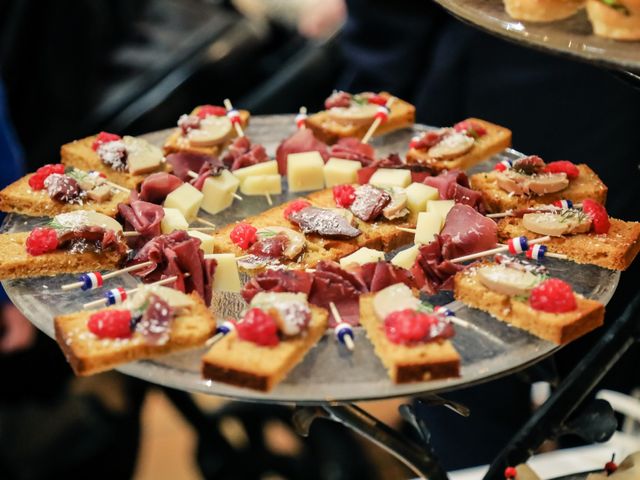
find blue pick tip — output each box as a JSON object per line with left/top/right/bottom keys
{"left": 80, "top": 273, "right": 92, "bottom": 291}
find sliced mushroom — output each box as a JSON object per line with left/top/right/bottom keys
{"left": 54, "top": 211, "right": 123, "bottom": 233}
{"left": 144, "top": 285, "right": 195, "bottom": 309}
{"left": 187, "top": 116, "right": 232, "bottom": 147}
{"left": 527, "top": 173, "right": 569, "bottom": 195}
{"left": 123, "top": 136, "right": 164, "bottom": 175}
{"left": 427, "top": 132, "right": 475, "bottom": 160}
{"left": 382, "top": 187, "right": 409, "bottom": 220}
{"left": 373, "top": 283, "right": 420, "bottom": 320}
{"left": 522, "top": 211, "right": 592, "bottom": 237}
{"left": 327, "top": 103, "right": 378, "bottom": 125}
{"left": 256, "top": 226, "right": 305, "bottom": 259}
{"left": 496, "top": 171, "right": 528, "bottom": 195}
{"left": 477, "top": 265, "right": 541, "bottom": 296}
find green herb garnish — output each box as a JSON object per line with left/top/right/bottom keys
{"left": 601, "top": 0, "right": 630, "bottom": 15}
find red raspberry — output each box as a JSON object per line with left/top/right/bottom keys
{"left": 230, "top": 222, "right": 258, "bottom": 250}
{"left": 88, "top": 310, "right": 133, "bottom": 339}
{"left": 333, "top": 184, "right": 356, "bottom": 207}
{"left": 504, "top": 466, "right": 518, "bottom": 479}
{"left": 197, "top": 105, "right": 226, "bottom": 118}
{"left": 92, "top": 131, "right": 122, "bottom": 151}
{"left": 454, "top": 120, "right": 487, "bottom": 138}
{"left": 367, "top": 94, "right": 387, "bottom": 106}
{"left": 543, "top": 160, "right": 580, "bottom": 180}
{"left": 582, "top": 198, "right": 610, "bottom": 234}
{"left": 529, "top": 279, "right": 577, "bottom": 313}
{"left": 237, "top": 308, "right": 279, "bottom": 346}
{"left": 384, "top": 309, "right": 438, "bottom": 344}
{"left": 25, "top": 227, "right": 59, "bottom": 255}
{"left": 283, "top": 199, "right": 311, "bottom": 220}
{"left": 28, "top": 164, "right": 66, "bottom": 190}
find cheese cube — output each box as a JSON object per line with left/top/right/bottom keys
{"left": 232, "top": 160, "right": 278, "bottom": 183}
{"left": 161, "top": 208, "right": 189, "bottom": 234}
{"left": 206, "top": 253, "right": 242, "bottom": 293}
{"left": 405, "top": 183, "right": 440, "bottom": 214}
{"left": 287, "top": 152, "right": 325, "bottom": 192}
{"left": 368, "top": 168, "right": 411, "bottom": 188}
{"left": 164, "top": 183, "right": 204, "bottom": 222}
{"left": 391, "top": 245, "right": 420, "bottom": 270}
{"left": 187, "top": 230, "right": 214, "bottom": 254}
{"left": 200, "top": 170, "right": 240, "bottom": 215}
{"left": 414, "top": 212, "right": 442, "bottom": 245}
{"left": 427, "top": 199, "right": 455, "bottom": 222}
{"left": 339, "top": 247, "right": 385, "bottom": 268}
{"left": 323, "top": 158, "right": 361, "bottom": 187}
{"left": 240, "top": 174, "right": 282, "bottom": 195}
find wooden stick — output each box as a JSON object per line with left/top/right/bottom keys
{"left": 82, "top": 275, "right": 180, "bottom": 309}
{"left": 188, "top": 227, "right": 216, "bottom": 232}
{"left": 361, "top": 97, "right": 396, "bottom": 144}
{"left": 496, "top": 243, "right": 568, "bottom": 260}
{"left": 189, "top": 169, "right": 242, "bottom": 201}
{"left": 265, "top": 192, "right": 273, "bottom": 206}
{"left": 329, "top": 302, "right": 354, "bottom": 351}
{"left": 105, "top": 180, "right": 130, "bottom": 193}
{"left": 61, "top": 261, "right": 154, "bottom": 291}
{"left": 195, "top": 217, "right": 216, "bottom": 228}
{"left": 396, "top": 226, "right": 416, "bottom": 233}
{"left": 224, "top": 98, "right": 245, "bottom": 137}
{"left": 450, "top": 236, "right": 551, "bottom": 264}
{"left": 487, "top": 203, "right": 584, "bottom": 219}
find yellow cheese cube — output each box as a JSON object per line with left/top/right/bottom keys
{"left": 323, "top": 158, "right": 362, "bottom": 187}
{"left": 240, "top": 174, "right": 282, "bottom": 195}
{"left": 161, "top": 208, "right": 189, "bottom": 234}
{"left": 232, "top": 160, "right": 278, "bottom": 182}
{"left": 287, "top": 152, "right": 325, "bottom": 192}
{"left": 163, "top": 183, "right": 204, "bottom": 222}
{"left": 427, "top": 199, "right": 455, "bottom": 223}
{"left": 339, "top": 247, "right": 385, "bottom": 268}
{"left": 206, "top": 253, "right": 242, "bottom": 293}
{"left": 187, "top": 230, "right": 214, "bottom": 254}
{"left": 391, "top": 245, "right": 420, "bottom": 269}
{"left": 405, "top": 183, "right": 440, "bottom": 214}
{"left": 200, "top": 170, "right": 240, "bottom": 215}
{"left": 414, "top": 212, "right": 442, "bottom": 245}
{"left": 368, "top": 168, "right": 411, "bottom": 188}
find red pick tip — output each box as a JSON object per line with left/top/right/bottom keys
{"left": 605, "top": 454, "right": 617, "bottom": 475}
{"left": 504, "top": 466, "right": 517, "bottom": 479}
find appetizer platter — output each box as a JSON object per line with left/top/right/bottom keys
{"left": 0, "top": 95, "right": 631, "bottom": 404}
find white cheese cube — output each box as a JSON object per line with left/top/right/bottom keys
{"left": 187, "top": 230, "right": 214, "bottom": 254}
{"left": 240, "top": 174, "right": 282, "bottom": 195}
{"left": 414, "top": 212, "right": 442, "bottom": 245}
{"left": 200, "top": 170, "right": 240, "bottom": 215}
{"left": 163, "top": 183, "right": 204, "bottom": 222}
{"left": 339, "top": 247, "right": 385, "bottom": 268}
{"left": 405, "top": 183, "right": 440, "bottom": 214}
{"left": 207, "top": 253, "right": 242, "bottom": 293}
{"left": 368, "top": 168, "right": 411, "bottom": 188}
{"left": 287, "top": 152, "right": 325, "bottom": 192}
{"left": 391, "top": 245, "right": 420, "bottom": 269}
{"left": 232, "top": 160, "right": 278, "bottom": 182}
{"left": 161, "top": 208, "right": 189, "bottom": 234}
{"left": 323, "top": 158, "right": 361, "bottom": 187}
{"left": 427, "top": 199, "right": 455, "bottom": 224}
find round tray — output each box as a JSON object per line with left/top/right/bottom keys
{"left": 434, "top": 0, "right": 640, "bottom": 71}
{"left": 1, "top": 115, "right": 620, "bottom": 405}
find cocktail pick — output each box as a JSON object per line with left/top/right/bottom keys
{"left": 450, "top": 236, "right": 551, "bottom": 264}
{"left": 61, "top": 261, "right": 154, "bottom": 291}
{"left": 361, "top": 96, "right": 396, "bottom": 144}
{"left": 81, "top": 274, "right": 182, "bottom": 309}
{"left": 329, "top": 301, "right": 354, "bottom": 352}
{"left": 295, "top": 106, "right": 307, "bottom": 130}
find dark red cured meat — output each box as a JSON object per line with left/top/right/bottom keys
{"left": 221, "top": 136, "right": 269, "bottom": 171}
{"left": 411, "top": 130, "right": 448, "bottom": 151}
{"left": 350, "top": 184, "right": 391, "bottom": 222}
{"left": 190, "top": 158, "right": 226, "bottom": 191}
{"left": 247, "top": 233, "right": 288, "bottom": 258}
{"left": 356, "top": 166, "right": 378, "bottom": 185}
{"left": 137, "top": 294, "right": 173, "bottom": 345}
{"left": 324, "top": 91, "right": 352, "bottom": 109}
{"left": 439, "top": 204, "right": 497, "bottom": 260}
{"left": 351, "top": 261, "right": 417, "bottom": 292}
{"left": 410, "top": 237, "right": 465, "bottom": 294}
{"left": 132, "top": 173, "right": 184, "bottom": 204}
{"left": 423, "top": 170, "right": 470, "bottom": 199}
{"left": 241, "top": 269, "right": 313, "bottom": 303}
{"left": 166, "top": 151, "right": 219, "bottom": 182}
{"left": 275, "top": 129, "right": 330, "bottom": 175}
{"left": 447, "top": 182, "right": 483, "bottom": 210}
{"left": 329, "top": 137, "right": 375, "bottom": 164}
{"left": 57, "top": 226, "right": 123, "bottom": 253}
{"left": 118, "top": 200, "right": 164, "bottom": 238}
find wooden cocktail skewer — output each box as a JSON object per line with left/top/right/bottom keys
{"left": 361, "top": 96, "right": 396, "bottom": 144}
{"left": 396, "top": 226, "right": 416, "bottom": 233}
{"left": 186, "top": 170, "right": 242, "bottom": 201}
{"left": 295, "top": 106, "right": 307, "bottom": 130}
{"left": 194, "top": 216, "right": 217, "bottom": 228}
{"left": 61, "top": 260, "right": 154, "bottom": 291}
{"left": 205, "top": 319, "right": 238, "bottom": 347}
{"left": 329, "top": 301, "right": 354, "bottom": 352}
{"left": 487, "top": 202, "right": 583, "bottom": 219}
{"left": 104, "top": 180, "right": 130, "bottom": 193}
{"left": 450, "top": 236, "right": 550, "bottom": 264}
{"left": 496, "top": 243, "right": 568, "bottom": 260}
{"left": 82, "top": 274, "right": 183, "bottom": 309}
{"left": 123, "top": 228, "right": 215, "bottom": 238}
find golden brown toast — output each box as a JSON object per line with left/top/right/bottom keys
{"left": 453, "top": 265, "right": 604, "bottom": 344}
{"left": 201, "top": 305, "right": 328, "bottom": 391}
{"left": 305, "top": 92, "right": 415, "bottom": 145}
{"left": 55, "top": 292, "right": 216, "bottom": 376}
{"left": 0, "top": 232, "right": 124, "bottom": 280}
{"left": 61, "top": 136, "right": 171, "bottom": 190}
{"left": 504, "top": 0, "right": 585, "bottom": 22}
{"left": 162, "top": 108, "right": 250, "bottom": 156}
{"left": 0, "top": 173, "right": 129, "bottom": 218}
{"left": 405, "top": 118, "right": 512, "bottom": 173}
{"left": 359, "top": 293, "right": 460, "bottom": 383}
{"left": 497, "top": 216, "right": 640, "bottom": 271}
{"left": 470, "top": 164, "right": 608, "bottom": 213}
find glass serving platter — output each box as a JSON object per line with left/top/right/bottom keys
{"left": 434, "top": 0, "right": 640, "bottom": 71}
{"left": 1, "top": 115, "right": 620, "bottom": 405}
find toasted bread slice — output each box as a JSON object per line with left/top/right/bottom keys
{"left": 505, "top": 0, "right": 585, "bottom": 22}
{"left": 55, "top": 292, "right": 216, "bottom": 376}
{"left": 305, "top": 92, "right": 415, "bottom": 145}
{"left": 405, "top": 118, "right": 512, "bottom": 174}
{"left": 0, "top": 173, "right": 129, "bottom": 218}
{"left": 162, "top": 108, "right": 250, "bottom": 157}
{"left": 61, "top": 136, "right": 172, "bottom": 190}
{"left": 201, "top": 305, "right": 328, "bottom": 391}
{"left": 587, "top": 0, "right": 640, "bottom": 40}
{"left": 359, "top": 293, "right": 460, "bottom": 383}
{"left": 453, "top": 265, "right": 604, "bottom": 344}
{"left": 0, "top": 232, "right": 124, "bottom": 280}
{"left": 497, "top": 216, "right": 640, "bottom": 271}
{"left": 470, "top": 164, "right": 608, "bottom": 213}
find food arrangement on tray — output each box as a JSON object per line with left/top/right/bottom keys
{"left": 1, "top": 92, "right": 638, "bottom": 394}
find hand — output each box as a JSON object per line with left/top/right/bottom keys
{"left": 298, "top": 0, "right": 346, "bottom": 39}
{"left": 0, "top": 303, "right": 36, "bottom": 353}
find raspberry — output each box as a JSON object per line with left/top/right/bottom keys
{"left": 197, "top": 105, "right": 226, "bottom": 118}
{"left": 25, "top": 227, "right": 59, "bottom": 255}
{"left": 237, "top": 308, "right": 279, "bottom": 346}
{"left": 230, "top": 222, "right": 258, "bottom": 250}
{"left": 384, "top": 309, "right": 439, "bottom": 344}
{"left": 283, "top": 199, "right": 311, "bottom": 220}
{"left": 582, "top": 198, "right": 610, "bottom": 234}
{"left": 333, "top": 184, "right": 356, "bottom": 207}
{"left": 543, "top": 160, "right": 580, "bottom": 179}
{"left": 92, "top": 131, "right": 122, "bottom": 151}
{"left": 529, "top": 278, "right": 577, "bottom": 313}
{"left": 28, "top": 164, "right": 66, "bottom": 190}
{"left": 367, "top": 94, "right": 387, "bottom": 106}
{"left": 454, "top": 120, "right": 487, "bottom": 138}
{"left": 87, "top": 309, "right": 133, "bottom": 339}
